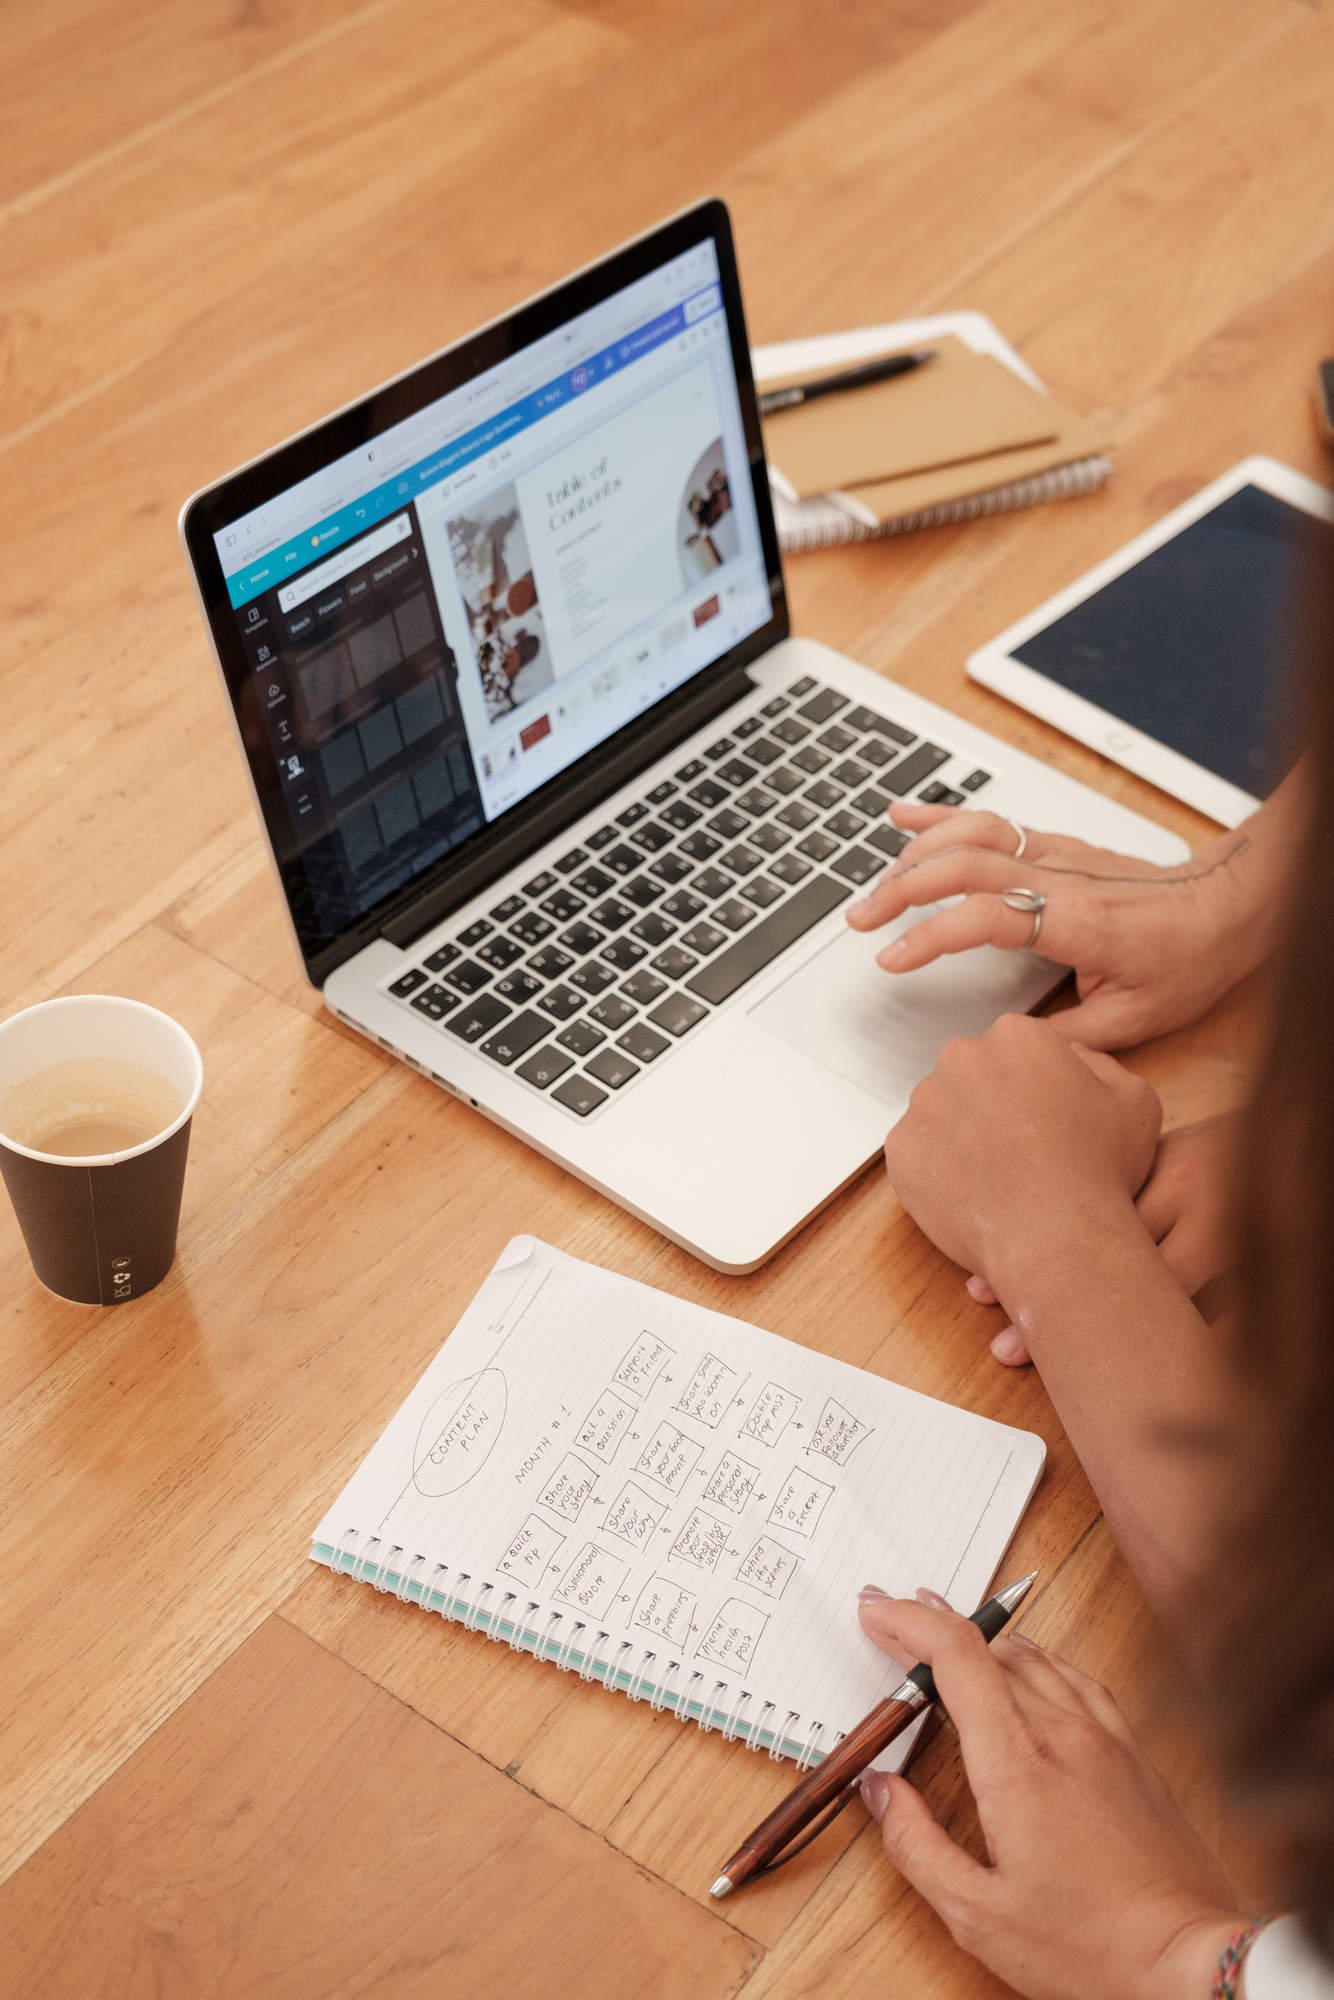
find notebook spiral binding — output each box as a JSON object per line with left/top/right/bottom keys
{"left": 325, "top": 1527, "right": 827, "bottom": 1766}
{"left": 771, "top": 454, "right": 1112, "bottom": 554}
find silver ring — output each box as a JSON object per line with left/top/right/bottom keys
{"left": 1004, "top": 817, "right": 1028, "bottom": 860}
{"left": 1001, "top": 886, "right": 1046, "bottom": 950}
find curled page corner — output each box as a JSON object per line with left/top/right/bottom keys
{"left": 492, "top": 1234, "right": 540, "bottom": 1273}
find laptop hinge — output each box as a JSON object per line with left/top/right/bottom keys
{"left": 380, "top": 663, "right": 756, "bottom": 951}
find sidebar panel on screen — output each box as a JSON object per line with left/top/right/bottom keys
{"left": 233, "top": 511, "right": 485, "bottom": 935}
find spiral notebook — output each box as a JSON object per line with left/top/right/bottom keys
{"left": 311, "top": 1237, "right": 1045, "bottom": 1767}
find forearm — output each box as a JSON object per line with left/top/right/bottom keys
{"left": 991, "top": 1208, "right": 1235, "bottom": 1657}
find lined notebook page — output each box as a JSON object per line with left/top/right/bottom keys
{"left": 311, "top": 1237, "right": 1045, "bottom": 1762}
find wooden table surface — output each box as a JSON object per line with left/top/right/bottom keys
{"left": 3, "top": 1, "right": 1330, "bottom": 1992}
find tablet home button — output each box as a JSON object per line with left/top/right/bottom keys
{"left": 1105, "top": 729, "right": 1134, "bottom": 751}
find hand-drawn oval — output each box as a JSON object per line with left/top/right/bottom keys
{"left": 413, "top": 1368, "right": 508, "bottom": 1495}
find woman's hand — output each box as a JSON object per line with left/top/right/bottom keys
{"left": 972, "top": 1110, "right": 1241, "bottom": 1365}
{"left": 882, "top": 1013, "right": 1162, "bottom": 1293}
{"left": 856, "top": 1590, "right": 1240, "bottom": 2000}
{"left": 846, "top": 781, "right": 1302, "bottom": 1050}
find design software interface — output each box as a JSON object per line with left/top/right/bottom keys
{"left": 215, "top": 242, "right": 774, "bottom": 937}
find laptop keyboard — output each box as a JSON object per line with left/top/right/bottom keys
{"left": 380, "top": 675, "right": 992, "bottom": 1120}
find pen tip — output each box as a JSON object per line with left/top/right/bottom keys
{"left": 710, "top": 1876, "right": 733, "bottom": 1900}
{"left": 994, "top": 1571, "right": 1039, "bottom": 1615}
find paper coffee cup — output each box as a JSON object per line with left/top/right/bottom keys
{"left": 0, "top": 996, "right": 203, "bottom": 1305}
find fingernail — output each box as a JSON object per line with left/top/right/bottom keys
{"left": 879, "top": 939, "right": 908, "bottom": 964}
{"left": 1011, "top": 1633, "right": 1043, "bottom": 1652}
{"left": 860, "top": 1770, "right": 891, "bottom": 1821}
{"left": 858, "top": 1583, "right": 890, "bottom": 1601}
{"left": 965, "top": 1273, "right": 992, "bottom": 1301}
{"left": 991, "top": 1326, "right": 1029, "bottom": 1364}
{"left": 915, "top": 1587, "right": 952, "bottom": 1610}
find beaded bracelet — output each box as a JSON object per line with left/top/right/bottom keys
{"left": 1212, "top": 1915, "right": 1278, "bottom": 1999}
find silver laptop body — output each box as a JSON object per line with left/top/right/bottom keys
{"left": 181, "top": 201, "right": 1185, "bottom": 1271}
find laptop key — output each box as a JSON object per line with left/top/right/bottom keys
{"left": 631, "top": 914, "right": 676, "bottom": 948}
{"left": 480, "top": 1010, "right": 551, "bottom": 1066}
{"left": 769, "top": 852, "right": 812, "bottom": 884}
{"left": 571, "top": 865, "right": 615, "bottom": 898}
{"left": 650, "top": 852, "right": 693, "bottom": 884}
{"left": 692, "top": 866, "right": 736, "bottom": 899}
{"left": 477, "top": 935, "right": 524, "bottom": 970}
{"left": 590, "top": 897, "right": 633, "bottom": 930}
{"left": 797, "top": 831, "right": 840, "bottom": 862}
{"left": 622, "top": 970, "right": 667, "bottom": 1005}
{"left": 661, "top": 889, "right": 706, "bottom": 922}
{"left": 557, "top": 1019, "right": 605, "bottom": 1055}
{"left": 540, "top": 889, "right": 585, "bottom": 922}
{"left": 708, "top": 808, "right": 750, "bottom": 839}
{"left": 918, "top": 781, "right": 965, "bottom": 807}
{"left": 632, "top": 822, "right": 673, "bottom": 853}
{"left": 651, "top": 945, "right": 698, "bottom": 979}
{"left": 714, "top": 898, "right": 755, "bottom": 932}
{"left": 679, "top": 830, "right": 721, "bottom": 862}
{"left": 704, "top": 736, "right": 735, "bottom": 760}
{"left": 600, "top": 937, "right": 647, "bottom": 971}
{"left": 618, "top": 1023, "right": 670, "bottom": 1064}
{"left": 604, "top": 844, "right": 642, "bottom": 875}
{"left": 522, "top": 871, "right": 557, "bottom": 897}
{"left": 831, "top": 846, "right": 888, "bottom": 887}
{"left": 422, "top": 941, "right": 461, "bottom": 973}
{"left": 717, "top": 759, "right": 757, "bottom": 788}
{"left": 445, "top": 959, "right": 491, "bottom": 995}
{"left": 825, "top": 810, "right": 866, "bottom": 841}
{"left": 734, "top": 715, "right": 763, "bottom": 739}
{"left": 687, "top": 873, "right": 851, "bottom": 1006}
{"left": 590, "top": 995, "right": 637, "bottom": 1029}
{"left": 458, "top": 919, "right": 493, "bottom": 947}
{"left": 648, "top": 993, "right": 708, "bottom": 1037}
{"left": 961, "top": 768, "right": 992, "bottom": 792}
{"left": 770, "top": 716, "right": 810, "bottom": 745}
{"left": 746, "top": 736, "right": 782, "bottom": 767}
{"left": 718, "top": 844, "right": 762, "bottom": 875}
{"left": 761, "top": 695, "right": 790, "bottom": 716}
{"left": 554, "top": 846, "right": 588, "bottom": 873}
{"left": 818, "top": 725, "right": 858, "bottom": 754}
{"left": 750, "top": 822, "right": 789, "bottom": 854}
{"left": 736, "top": 787, "right": 776, "bottom": 817}
{"left": 539, "top": 985, "right": 586, "bottom": 1022}
{"left": 552, "top": 1073, "right": 609, "bottom": 1117}
{"left": 674, "top": 758, "right": 706, "bottom": 781}
{"left": 796, "top": 688, "right": 849, "bottom": 724}
{"left": 411, "top": 984, "right": 458, "bottom": 1020}
{"left": 844, "top": 704, "right": 915, "bottom": 746}
{"left": 851, "top": 787, "right": 891, "bottom": 818}
{"left": 777, "top": 800, "right": 818, "bottom": 831}
{"left": 616, "top": 802, "right": 648, "bottom": 827}
{"left": 742, "top": 877, "right": 784, "bottom": 909}
{"left": 495, "top": 969, "right": 544, "bottom": 1004}
{"left": 528, "top": 944, "right": 574, "bottom": 978}
{"left": 804, "top": 780, "right": 844, "bottom": 810}
{"left": 569, "top": 959, "right": 617, "bottom": 995}
{"left": 680, "top": 921, "right": 727, "bottom": 955}
{"left": 389, "top": 967, "right": 428, "bottom": 998}
{"left": 509, "top": 911, "right": 555, "bottom": 946}
{"left": 622, "top": 875, "right": 662, "bottom": 909}
{"left": 660, "top": 799, "right": 701, "bottom": 831}
{"left": 830, "top": 758, "right": 871, "bottom": 787}
{"left": 587, "top": 825, "right": 617, "bottom": 849}
{"left": 687, "top": 778, "right": 729, "bottom": 809}
{"left": 788, "top": 675, "right": 817, "bottom": 695}
{"left": 866, "top": 825, "right": 911, "bottom": 860}
{"left": 766, "top": 765, "right": 803, "bottom": 795}
{"left": 490, "top": 894, "right": 525, "bottom": 922}
{"left": 516, "top": 1045, "right": 576, "bottom": 1088}
{"left": 882, "top": 743, "right": 951, "bottom": 795}
{"left": 646, "top": 780, "right": 677, "bottom": 804}
{"left": 586, "top": 1048, "right": 639, "bottom": 1090}
{"left": 859, "top": 737, "right": 893, "bottom": 767}
{"left": 791, "top": 745, "right": 830, "bottom": 774}
{"left": 559, "top": 921, "right": 604, "bottom": 956}
{"left": 446, "top": 993, "right": 512, "bottom": 1042}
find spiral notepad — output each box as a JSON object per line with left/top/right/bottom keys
{"left": 312, "top": 1238, "right": 1045, "bottom": 1767}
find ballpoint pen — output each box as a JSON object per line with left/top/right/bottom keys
{"left": 709, "top": 1570, "right": 1037, "bottom": 1898}
{"left": 756, "top": 348, "right": 938, "bottom": 416}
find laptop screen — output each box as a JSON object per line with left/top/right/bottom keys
{"left": 190, "top": 210, "right": 780, "bottom": 976}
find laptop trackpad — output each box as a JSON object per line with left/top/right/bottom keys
{"left": 749, "top": 912, "right": 1064, "bottom": 1109}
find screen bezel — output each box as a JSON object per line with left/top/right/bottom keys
{"left": 965, "top": 454, "right": 1334, "bottom": 829}
{"left": 180, "top": 199, "right": 788, "bottom": 986}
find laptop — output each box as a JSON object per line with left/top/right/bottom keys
{"left": 180, "top": 199, "right": 1186, "bottom": 1272}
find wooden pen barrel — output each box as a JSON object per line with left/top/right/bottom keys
{"left": 720, "top": 1693, "right": 920, "bottom": 1887}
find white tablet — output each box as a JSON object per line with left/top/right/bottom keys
{"left": 966, "top": 456, "right": 1334, "bottom": 826}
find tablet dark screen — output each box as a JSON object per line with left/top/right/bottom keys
{"left": 1012, "top": 484, "right": 1332, "bottom": 798}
